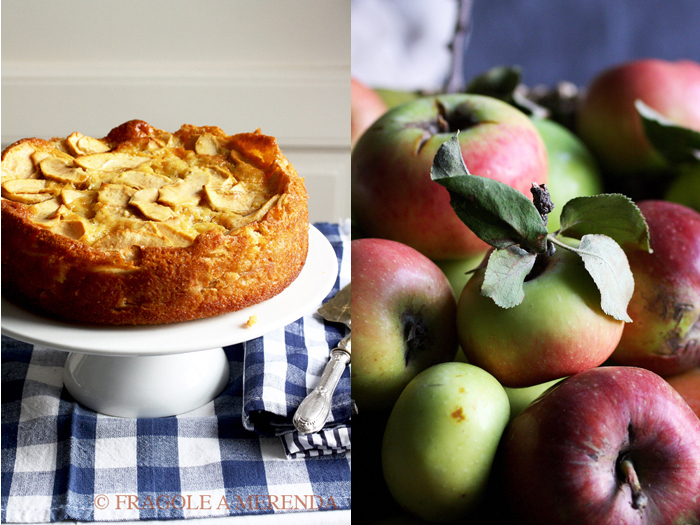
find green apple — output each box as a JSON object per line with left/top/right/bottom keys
{"left": 374, "top": 87, "right": 421, "bottom": 109}
{"left": 665, "top": 164, "right": 700, "bottom": 213}
{"left": 382, "top": 362, "right": 510, "bottom": 522}
{"left": 504, "top": 377, "right": 564, "bottom": 423}
{"left": 457, "top": 241, "right": 625, "bottom": 388}
{"left": 531, "top": 117, "right": 603, "bottom": 232}
{"left": 433, "top": 251, "right": 487, "bottom": 298}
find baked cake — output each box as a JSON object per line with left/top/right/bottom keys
{"left": 1, "top": 120, "right": 309, "bottom": 325}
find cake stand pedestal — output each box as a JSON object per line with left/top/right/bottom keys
{"left": 2, "top": 225, "right": 338, "bottom": 418}
{"left": 62, "top": 349, "right": 231, "bottom": 418}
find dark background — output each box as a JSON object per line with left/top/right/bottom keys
{"left": 465, "top": 0, "right": 700, "bottom": 88}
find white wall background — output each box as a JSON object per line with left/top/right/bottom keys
{"left": 1, "top": 0, "right": 351, "bottom": 223}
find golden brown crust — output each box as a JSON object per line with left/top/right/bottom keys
{"left": 2, "top": 120, "right": 309, "bottom": 325}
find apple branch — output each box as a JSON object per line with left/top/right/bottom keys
{"left": 618, "top": 456, "right": 648, "bottom": 510}
{"left": 443, "top": 0, "right": 474, "bottom": 94}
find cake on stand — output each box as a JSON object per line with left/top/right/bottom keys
{"left": 2, "top": 225, "right": 339, "bottom": 418}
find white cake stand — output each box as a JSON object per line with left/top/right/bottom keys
{"left": 1, "top": 225, "right": 339, "bottom": 418}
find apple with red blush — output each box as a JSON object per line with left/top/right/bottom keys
{"left": 666, "top": 367, "right": 700, "bottom": 420}
{"left": 611, "top": 200, "right": 700, "bottom": 376}
{"left": 352, "top": 93, "right": 548, "bottom": 260}
{"left": 457, "top": 241, "right": 625, "bottom": 387}
{"left": 351, "top": 77, "right": 388, "bottom": 147}
{"left": 351, "top": 238, "right": 458, "bottom": 412}
{"left": 429, "top": 135, "right": 645, "bottom": 388}
{"left": 576, "top": 58, "right": 700, "bottom": 178}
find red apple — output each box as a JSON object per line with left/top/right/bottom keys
{"left": 351, "top": 238, "right": 458, "bottom": 412}
{"left": 576, "top": 59, "right": 700, "bottom": 176}
{"left": 501, "top": 366, "right": 700, "bottom": 525}
{"left": 351, "top": 93, "right": 548, "bottom": 260}
{"left": 611, "top": 200, "right": 700, "bottom": 377}
{"left": 351, "top": 77, "right": 388, "bottom": 147}
{"left": 666, "top": 367, "right": 700, "bottom": 420}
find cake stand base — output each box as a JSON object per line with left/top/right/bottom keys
{"left": 63, "top": 348, "right": 230, "bottom": 418}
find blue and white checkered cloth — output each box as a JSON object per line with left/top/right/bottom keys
{"left": 1, "top": 222, "right": 351, "bottom": 523}
{"left": 242, "top": 221, "right": 352, "bottom": 456}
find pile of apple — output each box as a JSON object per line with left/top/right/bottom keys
{"left": 351, "top": 58, "right": 700, "bottom": 525}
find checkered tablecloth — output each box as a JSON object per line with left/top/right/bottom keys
{"left": 1, "top": 222, "right": 351, "bottom": 523}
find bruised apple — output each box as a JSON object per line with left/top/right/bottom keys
{"left": 382, "top": 362, "right": 510, "bottom": 522}
{"left": 611, "top": 200, "right": 700, "bottom": 376}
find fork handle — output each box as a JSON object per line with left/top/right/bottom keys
{"left": 293, "top": 347, "right": 350, "bottom": 435}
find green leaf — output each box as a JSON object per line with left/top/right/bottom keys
{"left": 431, "top": 133, "right": 550, "bottom": 253}
{"left": 572, "top": 234, "right": 634, "bottom": 323}
{"left": 636, "top": 100, "right": 700, "bottom": 165}
{"left": 558, "top": 194, "right": 651, "bottom": 252}
{"left": 481, "top": 246, "right": 538, "bottom": 308}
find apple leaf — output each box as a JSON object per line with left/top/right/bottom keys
{"left": 557, "top": 194, "right": 652, "bottom": 252}
{"left": 431, "top": 133, "right": 550, "bottom": 253}
{"left": 571, "top": 234, "right": 634, "bottom": 323}
{"left": 464, "top": 65, "right": 548, "bottom": 118}
{"left": 481, "top": 246, "right": 537, "bottom": 308}
{"left": 464, "top": 65, "right": 522, "bottom": 99}
{"left": 636, "top": 100, "right": 700, "bottom": 165}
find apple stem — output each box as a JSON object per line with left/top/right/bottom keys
{"left": 530, "top": 183, "right": 555, "bottom": 226}
{"left": 619, "top": 456, "right": 648, "bottom": 510}
{"left": 444, "top": 0, "right": 474, "bottom": 94}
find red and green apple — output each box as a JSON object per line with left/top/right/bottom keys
{"left": 611, "top": 200, "right": 700, "bottom": 376}
{"left": 576, "top": 58, "right": 700, "bottom": 176}
{"left": 352, "top": 93, "right": 548, "bottom": 260}
{"left": 351, "top": 76, "right": 388, "bottom": 147}
{"left": 351, "top": 238, "right": 458, "bottom": 412}
{"left": 457, "top": 242, "right": 625, "bottom": 388}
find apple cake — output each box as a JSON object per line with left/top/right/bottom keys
{"left": 1, "top": 120, "right": 309, "bottom": 325}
